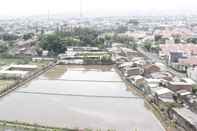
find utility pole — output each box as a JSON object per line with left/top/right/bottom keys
{"left": 47, "top": 10, "right": 50, "bottom": 22}
{"left": 79, "top": 0, "right": 83, "bottom": 45}
{"left": 80, "top": 0, "right": 83, "bottom": 18}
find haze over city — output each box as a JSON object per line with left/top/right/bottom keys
{"left": 1, "top": 0, "right": 197, "bottom": 131}
{"left": 1, "top": 0, "right": 197, "bottom": 17}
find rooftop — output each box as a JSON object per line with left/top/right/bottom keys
{"left": 173, "top": 107, "right": 197, "bottom": 128}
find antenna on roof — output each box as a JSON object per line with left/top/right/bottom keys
{"left": 80, "top": 0, "right": 83, "bottom": 18}
{"left": 48, "top": 9, "right": 50, "bottom": 22}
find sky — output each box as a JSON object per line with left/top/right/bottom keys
{"left": 0, "top": 0, "right": 197, "bottom": 17}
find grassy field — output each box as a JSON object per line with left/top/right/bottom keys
{"left": 0, "top": 57, "right": 50, "bottom": 68}
{"left": 0, "top": 58, "right": 31, "bottom": 66}
{"left": 0, "top": 80, "right": 15, "bottom": 91}
{"left": 29, "top": 61, "right": 50, "bottom": 68}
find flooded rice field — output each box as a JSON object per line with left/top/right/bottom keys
{"left": 0, "top": 65, "right": 165, "bottom": 131}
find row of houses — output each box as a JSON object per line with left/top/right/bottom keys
{"left": 58, "top": 47, "right": 112, "bottom": 65}
{"left": 112, "top": 43, "right": 197, "bottom": 131}
{"left": 159, "top": 44, "right": 197, "bottom": 83}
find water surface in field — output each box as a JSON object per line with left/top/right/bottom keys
{"left": 0, "top": 65, "right": 164, "bottom": 131}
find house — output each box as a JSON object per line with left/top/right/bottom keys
{"left": 170, "top": 108, "right": 197, "bottom": 131}
{"left": 187, "top": 67, "right": 197, "bottom": 82}
{"left": 179, "top": 56, "right": 197, "bottom": 67}
{"left": 180, "top": 94, "right": 197, "bottom": 114}
{"left": 144, "top": 78, "right": 164, "bottom": 94}
{"left": 42, "top": 50, "right": 49, "bottom": 57}
{"left": 159, "top": 44, "right": 197, "bottom": 61}
{"left": 127, "top": 75, "right": 145, "bottom": 90}
{"left": 150, "top": 71, "right": 174, "bottom": 81}
{"left": 168, "top": 81, "right": 193, "bottom": 92}
{"left": 143, "top": 64, "right": 160, "bottom": 76}
{"left": 151, "top": 87, "right": 175, "bottom": 104}
{"left": 113, "top": 56, "right": 128, "bottom": 65}
{"left": 118, "top": 62, "right": 134, "bottom": 69}
{"left": 32, "top": 57, "right": 55, "bottom": 62}
{"left": 123, "top": 67, "right": 144, "bottom": 77}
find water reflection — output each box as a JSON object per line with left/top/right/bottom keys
{"left": 43, "top": 65, "right": 67, "bottom": 79}
{"left": 0, "top": 65, "right": 165, "bottom": 131}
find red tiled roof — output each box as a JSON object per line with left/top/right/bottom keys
{"left": 160, "top": 44, "right": 197, "bottom": 56}
{"left": 179, "top": 56, "right": 197, "bottom": 65}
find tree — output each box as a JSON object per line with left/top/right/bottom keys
{"left": 23, "top": 33, "right": 34, "bottom": 40}
{"left": 144, "top": 42, "right": 152, "bottom": 51}
{"left": 154, "top": 35, "right": 162, "bottom": 42}
{"left": 0, "top": 44, "right": 8, "bottom": 53}
{"left": 128, "top": 19, "right": 139, "bottom": 26}
{"left": 1, "top": 33, "right": 18, "bottom": 41}
{"left": 187, "top": 38, "right": 197, "bottom": 44}
{"left": 115, "top": 25, "right": 128, "bottom": 33}
{"left": 40, "top": 33, "right": 66, "bottom": 55}
{"left": 131, "top": 42, "right": 138, "bottom": 50}
{"left": 192, "top": 85, "right": 197, "bottom": 94}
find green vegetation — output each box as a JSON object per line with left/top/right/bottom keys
{"left": 0, "top": 33, "right": 19, "bottom": 41}
{"left": 43, "top": 65, "right": 67, "bottom": 80}
{"left": 0, "top": 121, "right": 74, "bottom": 131}
{"left": 0, "top": 44, "right": 8, "bottom": 53}
{"left": 40, "top": 27, "right": 105, "bottom": 55}
{"left": 192, "top": 85, "right": 197, "bottom": 94}
{"left": 0, "top": 80, "right": 15, "bottom": 92}
{"left": 23, "top": 33, "right": 34, "bottom": 40}
{"left": 40, "top": 33, "right": 66, "bottom": 56}
{"left": 143, "top": 40, "right": 160, "bottom": 53}
{"left": 144, "top": 41, "right": 152, "bottom": 51}
{"left": 29, "top": 61, "right": 50, "bottom": 68}
{"left": 81, "top": 52, "right": 112, "bottom": 65}
{"left": 0, "top": 120, "right": 120, "bottom": 131}
{"left": 0, "top": 57, "right": 31, "bottom": 66}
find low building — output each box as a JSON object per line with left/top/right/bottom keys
{"left": 150, "top": 71, "right": 174, "bottom": 81}
{"left": 32, "top": 57, "right": 55, "bottom": 62}
{"left": 168, "top": 81, "right": 193, "bottom": 92}
{"left": 118, "top": 62, "right": 134, "bottom": 69}
{"left": 127, "top": 75, "right": 145, "bottom": 90}
{"left": 144, "top": 78, "right": 165, "bottom": 94}
{"left": 42, "top": 50, "right": 49, "bottom": 57}
{"left": 187, "top": 67, "right": 197, "bottom": 82}
{"left": 151, "top": 87, "right": 175, "bottom": 104}
{"left": 179, "top": 56, "right": 197, "bottom": 67}
{"left": 180, "top": 94, "right": 197, "bottom": 114}
{"left": 123, "top": 67, "right": 144, "bottom": 77}
{"left": 143, "top": 64, "right": 160, "bottom": 76}
{"left": 170, "top": 108, "right": 197, "bottom": 131}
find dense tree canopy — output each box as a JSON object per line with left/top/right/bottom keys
{"left": 0, "top": 33, "right": 19, "bottom": 41}
{"left": 40, "top": 33, "right": 66, "bottom": 55}
{"left": 0, "top": 44, "right": 8, "bottom": 53}
{"left": 23, "top": 33, "right": 34, "bottom": 40}
{"left": 40, "top": 27, "right": 105, "bottom": 55}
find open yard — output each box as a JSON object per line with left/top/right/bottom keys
{"left": 0, "top": 58, "right": 30, "bottom": 66}
{"left": 0, "top": 57, "right": 50, "bottom": 69}
{"left": 0, "top": 80, "right": 16, "bottom": 92}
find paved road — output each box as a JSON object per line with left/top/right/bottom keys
{"left": 137, "top": 47, "right": 186, "bottom": 78}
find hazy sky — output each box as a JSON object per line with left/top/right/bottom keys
{"left": 1, "top": 0, "right": 197, "bottom": 17}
